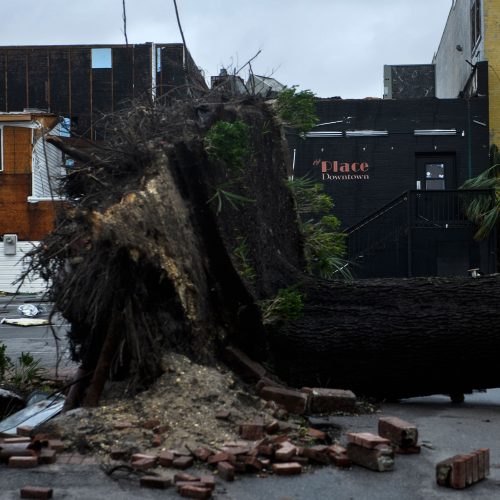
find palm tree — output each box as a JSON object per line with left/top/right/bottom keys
{"left": 461, "top": 162, "right": 500, "bottom": 240}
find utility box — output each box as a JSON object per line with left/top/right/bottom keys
{"left": 3, "top": 234, "right": 17, "bottom": 255}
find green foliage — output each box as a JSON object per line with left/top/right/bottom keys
{"left": 9, "top": 352, "right": 43, "bottom": 389}
{"left": 207, "top": 186, "right": 255, "bottom": 215}
{"left": 260, "top": 286, "right": 304, "bottom": 323}
{"left": 205, "top": 120, "right": 250, "bottom": 171}
{"left": 0, "top": 349, "right": 43, "bottom": 390}
{"left": 276, "top": 86, "right": 318, "bottom": 135}
{"left": 460, "top": 163, "right": 500, "bottom": 240}
{"left": 0, "top": 343, "right": 11, "bottom": 381}
{"left": 287, "top": 176, "right": 351, "bottom": 279}
{"left": 233, "top": 236, "right": 256, "bottom": 283}
{"left": 205, "top": 120, "right": 254, "bottom": 214}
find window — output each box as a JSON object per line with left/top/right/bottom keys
{"left": 471, "top": 0, "right": 481, "bottom": 49}
{"left": 425, "top": 163, "right": 445, "bottom": 190}
{"left": 91, "top": 48, "right": 112, "bottom": 69}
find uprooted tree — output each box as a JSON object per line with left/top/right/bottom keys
{"left": 26, "top": 89, "right": 500, "bottom": 409}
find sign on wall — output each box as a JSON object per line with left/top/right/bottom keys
{"left": 313, "top": 159, "right": 370, "bottom": 181}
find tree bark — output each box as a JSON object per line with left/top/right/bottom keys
{"left": 270, "top": 275, "right": 500, "bottom": 399}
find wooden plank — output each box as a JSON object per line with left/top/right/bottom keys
{"left": 2, "top": 127, "right": 32, "bottom": 174}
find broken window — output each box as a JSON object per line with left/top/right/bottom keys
{"left": 470, "top": 0, "right": 481, "bottom": 49}
{"left": 91, "top": 48, "right": 112, "bottom": 69}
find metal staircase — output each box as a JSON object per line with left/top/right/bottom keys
{"left": 346, "top": 189, "right": 495, "bottom": 278}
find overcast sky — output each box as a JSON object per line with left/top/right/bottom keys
{"left": 0, "top": 0, "right": 452, "bottom": 98}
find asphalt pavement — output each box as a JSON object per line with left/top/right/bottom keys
{"left": 0, "top": 294, "right": 74, "bottom": 372}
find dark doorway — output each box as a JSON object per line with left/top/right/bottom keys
{"left": 416, "top": 155, "right": 456, "bottom": 190}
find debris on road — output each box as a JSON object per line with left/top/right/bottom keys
{"left": 436, "top": 449, "right": 490, "bottom": 489}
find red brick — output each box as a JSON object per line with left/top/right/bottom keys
{"left": 173, "top": 456, "right": 194, "bottom": 469}
{"left": 140, "top": 476, "right": 172, "bottom": 489}
{"left": 199, "top": 476, "right": 216, "bottom": 490}
{"left": 378, "top": 416, "right": 418, "bottom": 448}
{"left": 158, "top": 450, "right": 175, "bottom": 467}
{"left": 244, "top": 456, "right": 264, "bottom": 471}
{"left": 436, "top": 451, "right": 489, "bottom": 489}
{"left": 260, "top": 386, "right": 309, "bottom": 415}
{"left": 132, "top": 457, "right": 156, "bottom": 470}
{"left": 463, "top": 454, "right": 473, "bottom": 486}
{"left": 20, "top": 486, "right": 53, "bottom": 499}
{"left": 174, "top": 472, "right": 200, "bottom": 483}
{"left": 9, "top": 456, "right": 38, "bottom": 468}
{"left": 346, "top": 432, "right": 391, "bottom": 449}
{"left": 272, "top": 462, "right": 302, "bottom": 475}
{"left": 179, "top": 484, "right": 212, "bottom": 499}
{"left": 275, "top": 442, "right": 297, "bottom": 462}
{"left": 309, "top": 388, "right": 356, "bottom": 413}
{"left": 224, "top": 345, "right": 266, "bottom": 383}
{"left": 151, "top": 435, "right": 163, "bottom": 447}
{"left": 47, "top": 439, "right": 64, "bottom": 452}
{"left": 0, "top": 445, "right": 36, "bottom": 460}
{"left": 256, "top": 377, "right": 284, "bottom": 394}
{"left": 307, "top": 428, "right": 327, "bottom": 441}
{"left": 257, "top": 443, "right": 275, "bottom": 456}
{"left": 265, "top": 420, "right": 280, "bottom": 434}
{"left": 38, "top": 449, "right": 57, "bottom": 465}
{"left": 347, "top": 443, "right": 394, "bottom": 472}
{"left": 239, "top": 421, "right": 265, "bottom": 440}
{"left": 300, "top": 445, "right": 330, "bottom": 465}
{"left": 450, "top": 456, "right": 467, "bottom": 489}
{"left": 436, "top": 457, "right": 454, "bottom": 487}
{"left": 16, "top": 426, "right": 34, "bottom": 437}
{"left": 269, "top": 434, "right": 290, "bottom": 445}
{"left": 193, "top": 447, "right": 213, "bottom": 462}
{"left": 332, "top": 454, "right": 351, "bottom": 468}
{"left": 5, "top": 437, "right": 31, "bottom": 444}
{"left": 293, "top": 455, "right": 310, "bottom": 465}
{"left": 480, "top": 448, "right": 490, "bottom": 476}
{"left": 109, "top": 448, "right": 128, "bottom": 460}
{"left": 207, "top": 452, "right": 235, "bottom": 465}
{"left": 471, "top": 453, "right": 479, "bottom": 483}
{"left": 220, "top": 446, "right": 250, "bottom": 456}
{"left": 217, "top": 461, "right": 235, "bottom": 481}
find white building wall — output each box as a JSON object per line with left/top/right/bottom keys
{"left": 0, "top": 241, "right": 47, "bottom": 293}
{"left": 433, "top": 0, "right": 485, "bottom": 98}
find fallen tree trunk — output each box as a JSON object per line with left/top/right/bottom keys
{"left": 28, "top": 93, "right": 500, "bottom": 406}
{"left": 271, "top": 275, "right": 500, "bottom": 399}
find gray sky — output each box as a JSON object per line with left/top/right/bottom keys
{"left": 0, "top": 0, "right": 452, "bottom": 98}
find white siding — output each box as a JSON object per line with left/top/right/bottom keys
{"left": 31, "top": 123, "right": 64, "bottom": 200}
{"left": 0, "top": 241, "right": 48, "bottom": 293}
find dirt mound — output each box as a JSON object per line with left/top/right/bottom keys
{"left": 44, "top": 353, "right": 287, "bottom": 455}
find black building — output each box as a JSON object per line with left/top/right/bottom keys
{"left": 291, "top": 89, "right": 496, "bottom": 278}
{"left": 0, "top": 43, "right": 206, "bottom": 138}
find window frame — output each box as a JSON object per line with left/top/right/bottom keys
{"left": 470, "top": 0, "right": 482, "bottom": 51}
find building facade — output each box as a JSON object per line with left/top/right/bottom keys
{"left": 0, "top": 111, "right": 64, "bottom": 292}
{"left": 0, "top": 43, "right": 206, "bottom": 139}
{"left": 433, "top": 0, "right": 500, "bottom": 146}
{"left": 291, "top": 96, "right": 496, "bottom": 278}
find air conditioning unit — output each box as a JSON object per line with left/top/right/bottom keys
{"left": 3, "top": 234, "right": 17, "bottom": 255}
